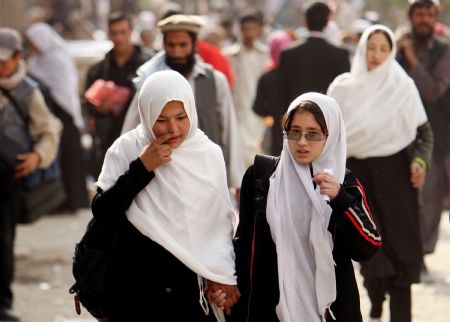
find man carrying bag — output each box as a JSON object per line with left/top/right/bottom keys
{"left": 0, "top": 27, "right": 61, "bottom": 321}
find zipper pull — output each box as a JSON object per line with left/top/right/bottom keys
{"left": 74, "top": 294, "right": 81, "bottom": 315}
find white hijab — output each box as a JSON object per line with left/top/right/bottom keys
{"left": 266, "top": 93, "right": 347, "bottom": 322}
{"left": 25, "top": 22, "right": 85, "bottom": 129}
{"left": 96, "top": 70, "right": 236, "bottom": 319}
{"left": 327, "top": 24, "right": 427, "bottom": 158}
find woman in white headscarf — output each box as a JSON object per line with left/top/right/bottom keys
{"left": 229, "top": 92, "right": 381, "bottom": 322}
{"left": 25, "top": 22, "right": 89, "bottom": 212}
{"left": 327, "top": 25, "right": 433, "bottom": 322}
{"left": 92, "top": 70, "right": 239, "bottom": 321}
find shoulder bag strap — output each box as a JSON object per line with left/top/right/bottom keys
{"left": 0, "top": 86, "right": 29, "bottom": 125}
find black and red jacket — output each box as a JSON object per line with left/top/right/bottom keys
{"left": 229, "top": 155, "right": 381, "bottom": 322}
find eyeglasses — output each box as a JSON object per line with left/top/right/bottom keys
{"left": 283, "top": 131, "right": 327, "bottom": 141}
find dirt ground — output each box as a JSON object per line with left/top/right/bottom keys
{"left": 10, "top": 210, "right": 450, "bottom": 322}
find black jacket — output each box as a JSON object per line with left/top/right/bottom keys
{"left": 91, "top": 159, "right": 215, "bottom": 321}
{"left": 278, "top": 37, "right": 350, "bottom": 109}
{"left": 84, "top": 46, "right": 151, "bottom": 153}
{"left": 229, "top": 155, "right": 381, "bottom": 322}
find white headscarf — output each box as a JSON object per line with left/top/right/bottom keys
{"left": 25, "top": 22, "right": 85, "bottom": 129}
{"left": 266, "top": 93, "right": 347, "bottom": 322}
{"left": 96, "top": 70, "right": 236, "bottom": 319}
{"left": 327, "top": 24, "right": 427, "bottom": 158}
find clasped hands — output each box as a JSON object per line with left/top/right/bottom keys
{"left": 205, "top": 281, "right": 241, "bottom": 315}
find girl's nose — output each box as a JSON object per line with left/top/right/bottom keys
{"left": 167, "top": 120, "right": 178, "bottom": 133}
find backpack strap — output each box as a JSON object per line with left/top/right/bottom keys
{"left": 253, "top": 154, "right": 280, "bottom": 203}
{"left": 248, "top": 154, "right": 279, "bottom": 280}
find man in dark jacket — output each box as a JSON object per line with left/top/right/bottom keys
{"left": 397, "top": 0, "right": 450, "bottom": 271}
{"left": 84, "top": 12, "right": 151, "bottom": 178}
{"left": 278, "top": 1, "right": 350, "bottom": 109}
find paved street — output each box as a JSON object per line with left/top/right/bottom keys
{"left": 9, "top": 210, "right": 450, "bottom": 322}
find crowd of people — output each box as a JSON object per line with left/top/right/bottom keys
{"left": 1, "top": 0, "right": 449, "bottom": 321}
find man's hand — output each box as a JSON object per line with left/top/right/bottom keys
{"left": 397, "top": 33, "right": 418, "bottom": 67}
{"left": 14, "top": 152, "right": 40, "bottom": 178}
{"left": 139, "top": 133, "right": 174, "bottom": 172}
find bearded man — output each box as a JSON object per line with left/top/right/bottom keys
{"left": 121, "top": 14, "right": 245, "bottom": 195}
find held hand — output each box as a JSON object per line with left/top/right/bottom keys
{"left": 410, "top": 161, "right": 426, "bottom": 188}
{"left": 313, "top": 172, "right": 340, "bottom": 201}
{"left": 206, "top": 281, "right": 241, "bottom": 315}
{"left": 14, "top": 152, "right": 40, "bottom": 178}
{"left": 139, "top": 133, "right": 174, "bottom": 172}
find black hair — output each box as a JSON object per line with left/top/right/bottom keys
{"left": 239, "top": 9, "right": 264, "bottom": 26}
{"left": 108, "top": 12, "right": 133, "bottom": 28}
{"left": 282, "top": 100, "right": 328, "bottom": 134}
{"left": 408, "top": 0, "right": 438, "bottom": 16}
{"left": 304, "top": 1, "right": 330, "bottom": 32}
{"left": 368, "top": 29, "right": 393, "bottom": 50}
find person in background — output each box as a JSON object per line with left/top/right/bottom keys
{"left": 223, "top": 9, "right": 269, "bottom": 167}
{"left": 198, "top": 22, "right": 234, "bottom": 88}
{"left": 397, "top": 0, "right": 450, "bottom": 277}
{"left": 278, "top": 1, "right": 350, "bottom": 109}
{"left": 121, "top": 14, "right": 245, "bottom": 200}
{"left": 138, "top": 10, "right": 157, "bottom": 56}
{"left": 328, "top": 25, "right": 433, "bottom": 322}
{"left": 228, "top": 93, "right": 381, "bottom": 322}
{"left": 253, "top": 29, "right": 295, "bottom": 155}
{"left": 0, "top": 27, "right": 60, "bottom": 322}
{"left": 84, "top": 12, "right": 152, "bottom": 178}
{"left": 25, "top": 22, "right": 88, "bottom": 213}
{"left": 93, "top": 70, "right": 239, "bottom": 320}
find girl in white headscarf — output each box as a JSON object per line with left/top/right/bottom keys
{"left": 25, "top": 22, "right": 84, "bottom": 129}
{"left": 327, "top": 25, "right": 433, "bottom": 322}
{"left": 25, "top": 22, "right": 89, "bottom": 212}
{"left": 93, "top": 70, "right": 239, "bottom": 321}
{"left": 229, "top": 92, "right": 381, "bottom": 322}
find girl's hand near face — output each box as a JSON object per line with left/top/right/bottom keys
{"left": 139, "top": 133, "right": 174, "bottom": 172}
{"left": 313, "top": 172, "right": 341, "bottom": 201}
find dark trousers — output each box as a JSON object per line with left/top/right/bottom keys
{"left": 419, "top": 154, "right": 450, "bottom": 254}
{"left": 364, "top": 276, "right": 411, "bottom": 322}
{"left": 0, "top": 196, "right": 16, "bottom": 309}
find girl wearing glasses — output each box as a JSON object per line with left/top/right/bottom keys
{"left": 327, "top": 25, "right": 433, "bottom": 322}
{"left": 228, "top": 92, "right": 381, "bottom": 322}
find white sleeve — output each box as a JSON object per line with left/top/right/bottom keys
{"left": 214, "top": 70, "right": 245, "bottom": 189}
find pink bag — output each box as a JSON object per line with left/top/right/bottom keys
{"left": 84, "top": 79, "right": 131, "bottom": 118}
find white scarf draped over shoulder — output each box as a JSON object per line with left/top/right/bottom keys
{"left": 327, "top": 24, "right": 427, "bottom": 159}
{"left": 96, "top": 71, "right": 236, "bottom": 318}
{"left": 266, "top": 93, "right": 347, "bottom": 322}
{"left": 25, "top": 22, "right": 85, "bottom": 129}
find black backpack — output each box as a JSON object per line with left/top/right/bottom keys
{"left": 69, "top": 216, "right": 119, "bottom": 318}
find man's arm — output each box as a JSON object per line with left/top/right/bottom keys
{"left": 399, "top": 36, "right": 450, "bottom": 104}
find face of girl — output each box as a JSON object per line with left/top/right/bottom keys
{"left": 366, "top": 32, "right": 391, "bottom": 71}
{"left": 287, "top": 111, "right": 327, "bottom": 165}
{"left": 152, "top": 100, "right": 190, "bottom": 149}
